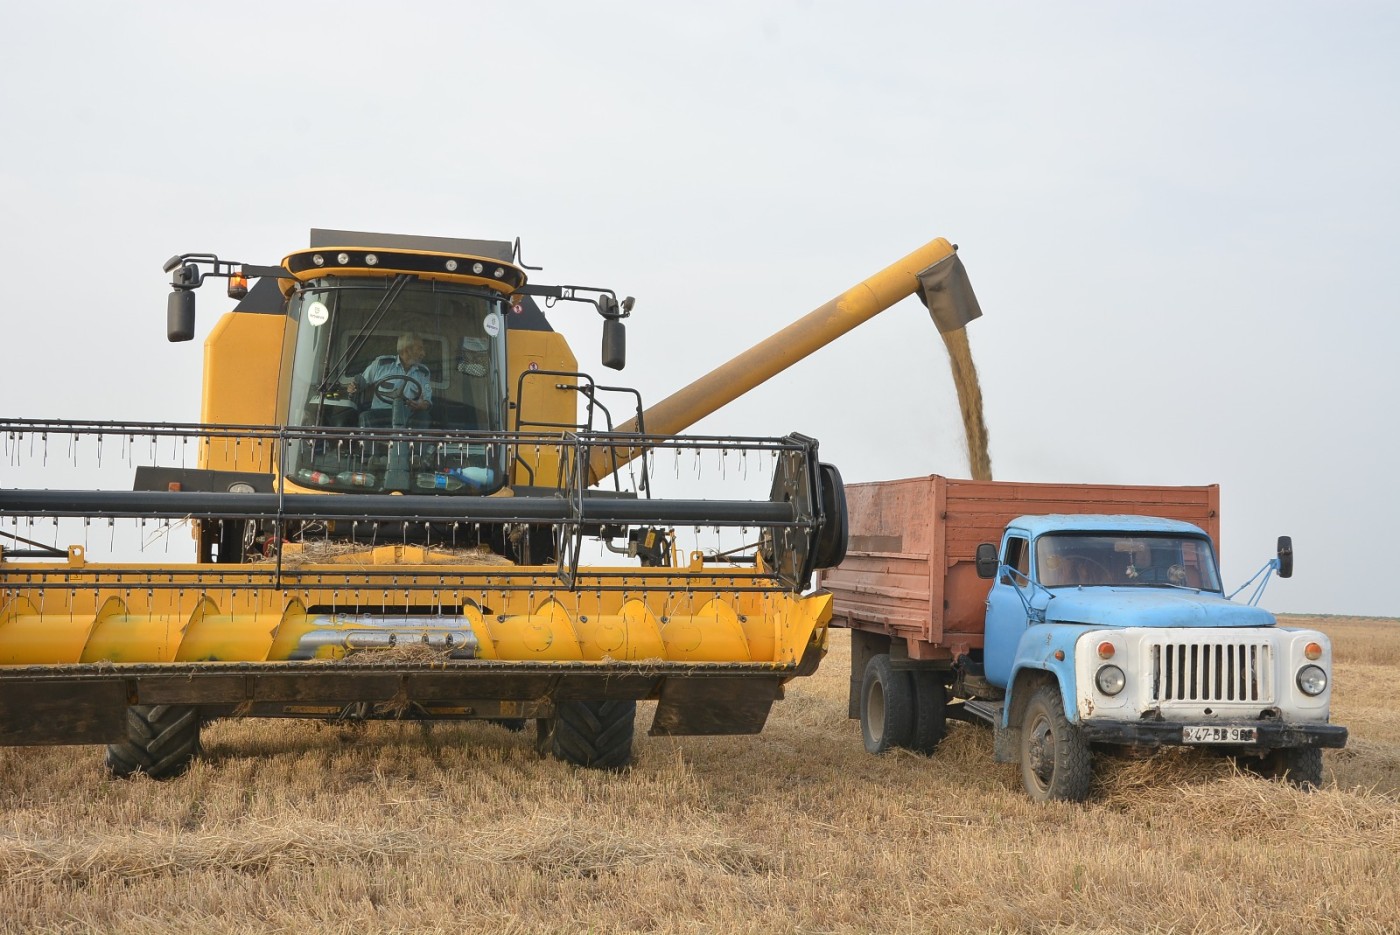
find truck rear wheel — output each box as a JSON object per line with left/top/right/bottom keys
{"left": 860, "top": 655, "right": 914, "bottom": 754}
{"left": 1262, "top": 747, "right": 1323, "bottom": 789}
{"left": 105, "top": 704, "right": 202, "bottom": 779}
{"left": 547, "top": 700, "right": 635, "bottom": 770}
{"left": 907, "top": 671, "right": 948, "bottom": 755}
{"left": 1019, "top": 685, "right": 1091, "bottom": 802}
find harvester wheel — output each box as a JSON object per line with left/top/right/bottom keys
{"left": 860, "top": 654, "right": 914, "bottom": 754}
{"left": 1019, "top": 685, "right": 1091, "bottom": 803}
{"left": 549, "top": 700, "right": 636, "bottom": 770}
{"left": 906, "top": 671, "right": 948, "bottom": 755}
{"left": 105, "top": 704, "right": 202, "bottom": 780}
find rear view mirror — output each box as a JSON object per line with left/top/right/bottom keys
{"left": 602, "top": 318, "right": 626, "bottom": 370}
{"left": 1276, "top": 535, "right": 1293, "bottom": 578}
{"left": 167, "top": 290, "right": 196, "bottom": 342}
{"left": 975, "top": 542, "right": 999, "bottom": 579}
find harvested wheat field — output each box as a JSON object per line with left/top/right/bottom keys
{"left": 1, "top": 615, "right": 1397, "bottom": 934}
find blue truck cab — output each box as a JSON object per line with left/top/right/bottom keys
{"left": 972, "top": 514, "right": 1347, "bottom": 801}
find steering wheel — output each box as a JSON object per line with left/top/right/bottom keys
{"left": 368, "top": 374, "right": 426, "bottom": 405}
{"left": 1064, "top": 555, "right": 1112, "bottom": 584}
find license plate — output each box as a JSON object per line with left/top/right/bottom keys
{"left": 1183, "top": 725, "right": 1257, "bottom": 744}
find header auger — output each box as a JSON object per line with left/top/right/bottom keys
{"left": 0, "top": 228, "right": 978, "bottom": 777}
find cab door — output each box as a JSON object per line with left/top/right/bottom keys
{"left": 983, "top": 530, "right": 1033, "bottom": 688}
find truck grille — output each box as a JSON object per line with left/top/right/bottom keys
{"left": 1148, "top": 640, "right": 1274, "bottom": 704}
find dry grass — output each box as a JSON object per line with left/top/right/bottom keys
{"left": 1, "top": 614, "right": 1397, "bottom": 933}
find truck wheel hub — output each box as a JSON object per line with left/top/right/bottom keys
{"left": 1027, "top": 718, "right": 1054, "bottom": 782}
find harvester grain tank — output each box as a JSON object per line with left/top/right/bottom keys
{"left": 0, "top": 230, "right": 976, "bottom": 778}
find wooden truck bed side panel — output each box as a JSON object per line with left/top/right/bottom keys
{"left": 819, "top": 477, "right": 943, "bottom": 642}
{"left": 820, "top": 476, "right": 1220, "bottom": 660}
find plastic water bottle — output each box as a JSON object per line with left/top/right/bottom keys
{"left": 336, "top": 471, "right": 376, "bottom": 487}
{"left": 448, "top": 466, "right": 495, "bottom": 492}
{"left": 293, "top": 469, "right": 334, "bottom": 487}
{"left": 416, "top": 472, "right": 465, "bottom": 491}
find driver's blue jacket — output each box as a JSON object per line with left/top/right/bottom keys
{"left": 358, "top": 356, "right": 433, "bottom": 410}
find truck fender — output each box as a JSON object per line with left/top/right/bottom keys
{"left": 1001, "top": 623, "right": 1094, "bottom": 727}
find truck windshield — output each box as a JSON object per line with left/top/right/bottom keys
{"left": 281, "top": 278, "right": 509, "bottom": 494}
{"left": 1035, "top": 533, "right": 1221, "bottom": 591}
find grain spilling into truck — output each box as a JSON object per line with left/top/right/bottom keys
{"left": 938, "top": 326, "right": 992, "bottom": 482}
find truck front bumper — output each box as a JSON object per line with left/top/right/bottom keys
{"left": 1079, "top": 718, "right": 1348, "bottom": 750}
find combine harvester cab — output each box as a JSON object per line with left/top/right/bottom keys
{"left": 0, "top": 230, "right": 857, "bottom": 775}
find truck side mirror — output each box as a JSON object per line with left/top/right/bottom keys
{"left": 1276, "top": 535, "right": 1293, "bottom": 578}
{"left": 167, "top": 289, "right": 196, "bottom": 342}
{"left": 601, "top": 317, "right": 626, "bottom": 370}
{"left": 975, "top": 542, "right": 999, "bottom": 579}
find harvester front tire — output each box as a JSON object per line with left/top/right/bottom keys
{"left": 906, "top": 671, "right": 948, "bottom": 755}
{"left": 860, "top": 654, "right": 914, "bottom": 755}
{"left": 550, "top": 700, "right": 635, "bottom": 770}
{"left": 105, "top": 704, "right": 202, "bottom": 780}
{"left": 1019, "top": 685, "right": 1091, "bottom": 803}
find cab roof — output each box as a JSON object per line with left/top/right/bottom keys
{"left": 1007, "top": 514, "right": 1210, "bottom": 539}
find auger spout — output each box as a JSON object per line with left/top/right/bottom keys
{"left": 587, "top": 237, "right": 981, "bottom": 484}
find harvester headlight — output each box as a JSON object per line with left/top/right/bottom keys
{"left": 227, "top": 482, "right": 255, "bottom": 494}
{"left": 1296, "top": 665, "right": 1328, "bottom": 696}
{"left": 1095, "top": 665, "right": 1126, "bottom": 696}
{"left": 493, "top": 266, "right": 505, "bottom": 278}
{"left": 472, "top": 262, "right": 484, "bottom": 274}
{"left": 312, "top": 253, "right": 325, "bottom": 266}
{"left": 336, "top": 252, "right": 351, "bottom": 265}
{"left": 365, "top": 253, "right": 378, "bottom": 266}
{"left": 445, "top": 259, "right": 459, "bottom": 271}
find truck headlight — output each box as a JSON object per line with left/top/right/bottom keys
{"left": 1296, "top": 665, "right": 1328, "bottom": 696}
{"left": 1095, "top": 665, "right": 1126, "bottom": 696}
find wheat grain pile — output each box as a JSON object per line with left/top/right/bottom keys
{"left": 0, "top": 615, "right": 1396, "bottom": 934}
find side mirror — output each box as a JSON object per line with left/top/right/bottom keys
{"left": 975, "top": 542, "right": 999, "bottom": 579}
{"left": 1276, "top": 535, "right": 1293, "bottom": 578}
{"left": 167, "top": 289, "right": 196, "bottom": 342}
{"left": 601, "top": 318, "right": 626, "bottom": 370}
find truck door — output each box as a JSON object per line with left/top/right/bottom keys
{"left": 983, "top": 531, "right": 1032, "bottom": 689}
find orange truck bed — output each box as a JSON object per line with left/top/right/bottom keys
{"left": 817, "top": 476, "right": 1220, "bottom": 661}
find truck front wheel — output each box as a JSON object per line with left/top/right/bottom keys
{"left": 1019, "top": 685, "right": 1092, "bottom": 802}
{"left": 1262, "top": 747, "right": 1323, "bottom": 790}
{"left": 860, "top": 655, "right": 914, "bottom": 754}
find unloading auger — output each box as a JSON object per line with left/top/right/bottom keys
{"left": 0, "top": 229, "right": 979, "bottom": 777}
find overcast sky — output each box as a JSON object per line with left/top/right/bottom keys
{"left": 2, "top": 2, "right": 1396, "bottom": 616}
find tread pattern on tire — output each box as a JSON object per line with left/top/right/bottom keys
{"left": 861, "top": 654, "right": 914, "bottom": 755}
{"left": 907, "top": 671, "right": 948, "bottom": 755}
{"left": 1267, "top": 746, "right": 1323, "bottom": 789}
{"left": 1020, "top": 685, "right": 1092, "bottom": 803}
{"left": 551, "top": 700, "right": 635, "bottom": 770}
{"left": 105, "top": 704, "right": 202, "bottom": 779}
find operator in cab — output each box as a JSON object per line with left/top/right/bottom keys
{"left": 347, "top": 332, "right": 433, "bottom": 428}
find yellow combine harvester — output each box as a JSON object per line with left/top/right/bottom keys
{"left": 0, "top": 229, "right": 978, "bottom": 777}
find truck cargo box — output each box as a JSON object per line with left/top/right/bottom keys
{"left": 817, "top": 476, "right": 1220, "bottom": 661}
